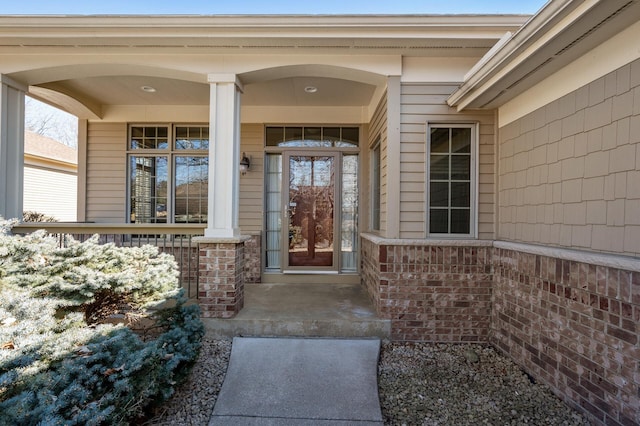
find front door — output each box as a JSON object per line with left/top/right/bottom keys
{"left": 284, "top": 152, "right": 337, "bottom": 270}
{"left": 263, "top": 125, "right": 360, "bottom": 276}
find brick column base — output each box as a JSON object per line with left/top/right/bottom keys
{"left": 194, "top": 236, "right": 249, "bottom": 318}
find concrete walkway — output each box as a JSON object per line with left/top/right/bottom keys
{"left": 209, "top": 337, "right": 384, "bottom": 425}
{"left": 203, "top": 283, "right": 390, "bottom": 339}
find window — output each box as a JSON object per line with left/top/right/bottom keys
{"left": 128, "top": 125, "right": 209, "bottom": 224}
{"left": 427, "top": 124, "right": 476, "bottom": 236}
{"left": 266, "top": 126, "right": 359, "bottom": 148}
{"left": 371, "top": 140, "right": 381, "bottom": 231}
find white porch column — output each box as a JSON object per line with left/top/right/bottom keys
{"left": 205, "top": 74, "right": 243, "bottom": 238}
{"left": 0, "top": 75, "right": 26, "bottom": 221}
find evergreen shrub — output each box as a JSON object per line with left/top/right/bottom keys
{"left": 0, "top": 219, "right": 204, "bottom": 425}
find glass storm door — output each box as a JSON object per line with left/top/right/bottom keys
{"left": 284, "top": 153, "right": 337, "bottom": 270}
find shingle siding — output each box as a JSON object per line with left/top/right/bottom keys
{"left": 498, "top": 58, "right": 640, "bottom": 257}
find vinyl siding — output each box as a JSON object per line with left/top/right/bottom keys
{"left": 239, "top": 123, "right": 265, "bottom": 232}
{"left": 23, "top": 166, "right": 77, "bottom": 221}
{"left": 85, "top": 122, "right": 127, "bottom": 223}
{"left": 400, "top": 83, "right": 496, "bottom": 240}
{"left": 84, "top": 122, "right": 263, "bottom": 228}
{"left": 368, "top": 90, "right": 388, "bottom": 235}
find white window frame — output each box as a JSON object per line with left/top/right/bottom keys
{"left": 426, "top": 122, "right": 479, "bottom": 238}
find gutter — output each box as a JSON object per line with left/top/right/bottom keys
{"left": 447, "top": 0, "right": 584, "bottom": 110}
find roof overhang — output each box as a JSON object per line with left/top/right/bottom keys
{"left": 0, "top": 14, "right": 529, "bottom": 120}
{"left": 448, "top": 0, "right": 640, "bottom": 111}
{"left": 0, "top": 14, "right": 528, "bottom": 56}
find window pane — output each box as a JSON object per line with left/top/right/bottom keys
{"left": 130, "top": 126, "right": 169, "bottom": 150}
{"left": 267, "top": 126, "right": 358, "bottom": 148}
{"left": 304, "top": 127, "right": 322, "bottom": 141}
{"left": 451, "top": 182, "right": 470, "bottom": 207}
{"left": 175, "top": 126, "right": 209, "bottom": 150}
{"left": 428, "top": 125, "right": 473, "bottom": 235}
{"left": 341, "top": 128, "right": 359, "bottom": 146}
{"left": 174, "top": 156, "right": 208, "bottom": 223}
{"left": 451, "top": 209, "right": 470, "bottom": 234}
{"left": 156, "top": 127, "right": 168, "bottom": 149}
{"left": 323, "top": 127, "right": 340, "bottom": 144}
{"left": 451, "top": 128, "right": 471, "bottom": 153}
{"left": 285, "top": 127, "right": 303, "bottom": 143}
{"left": 430, "top": 155, "right": 449, "bottom": 180}
{"left": 430, "top": 182, "right": 449, "bottom": 207}
{"left": 430, "top": 128, "right": 449, "bottom": 153}
{"left": 132, "top": 127, "right": 144, "bottom": 138}
{"left": 341, "top": 154, "right": 358, "bottom": 272}
{"left": 451, "top": 155, "right": 470, "bottom": 180}
{"left": 265, "top": 154, "right": 282, "bottom": 269}
{"left": 175, "top": 126, "right": 188, "bottom": 139}
{"left": 129, "top": 156, "right": 168, "bottom": 223}
{"left": 430, "top": 209, "right": 448, "bottom": 233}
{"left": 372, "top": 144, "right": 381, "bottom": 230}
{"left": 266, "top": 127, "right": 284, "bottom": 146}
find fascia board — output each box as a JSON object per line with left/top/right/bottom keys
{"left": 0, "top": 15, "right": 529, "bottom": 40}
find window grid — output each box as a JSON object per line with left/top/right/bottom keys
{"left": 127, "top": 125, "right": 208, "bottom": 224}
{"left": 428, "top": 125, "right": 474, "bottom": 236}
{"left": 266, "top": 126, "right": 359, "bottom": 147}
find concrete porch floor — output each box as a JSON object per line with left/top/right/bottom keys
{"left": 202, "top": 282, "right": 391, "bottom": 339}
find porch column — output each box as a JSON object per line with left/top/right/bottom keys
{"left": 0, "top": 75, "right": 26, "bottom": 221}
{"left": 205, "top": 74, "right": 243, "bottom": 238}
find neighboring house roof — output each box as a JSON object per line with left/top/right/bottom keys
{"left": 24, "top": 130, "right": 77, "bottom": 172}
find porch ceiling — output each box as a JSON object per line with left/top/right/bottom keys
{"left": 40, "top": 76, "right": 210, "bottom": 106}
{"left": 30, "top": 74, "right": 378, "bottom": 113}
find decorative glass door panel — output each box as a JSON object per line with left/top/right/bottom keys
{"left": 286, "top": 154, "right": 336, "bottom": 269}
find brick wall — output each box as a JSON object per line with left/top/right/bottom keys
{"left": 197, "top": 240, "right": 245, "bottom": 318}
{"left": 243, "top": 234, "right": 261, "bottom": 283}
{"left": 362, "top": 235, "right": 639, "bottom": 425}
{"left": 361, "top": 235, "right": 493, "bottom": 342}
{"left": 492, "top": 246, "right": 639, "bottom": 426}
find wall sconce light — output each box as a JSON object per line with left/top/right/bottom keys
{"left": 240, "top": 152, "right": 251, "bottom": 175}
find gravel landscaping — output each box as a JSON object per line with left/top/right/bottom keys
{"left": 378, "top": 342, "right": 590, "bottom": 426}
{"left": 147, "top": 339, "right": 590, "bottom": 426}
{"left": 148, "top": 338, "right": 232, "bottom": 425}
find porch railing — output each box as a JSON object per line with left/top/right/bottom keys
{"left": 11, "top": 223, "right": 206, "bottom": 299}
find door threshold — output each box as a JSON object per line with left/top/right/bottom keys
{"left": 261, "top": 273, "right": 360, "bottom": 284}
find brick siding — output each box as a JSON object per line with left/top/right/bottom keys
{"left": 361, "top": 235, "right": 639, "bottom": 425}
{"left": 361, "top": 236, "right": 493, "bottom": 342}
{"left": 243, "top": 234, "right": 262, "bottom": 283}
{"left": 492, "top": 248, "right": 639, "bottom": 426}
{"left": 197, "top": 241, "right": 245, "bottom": 318}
